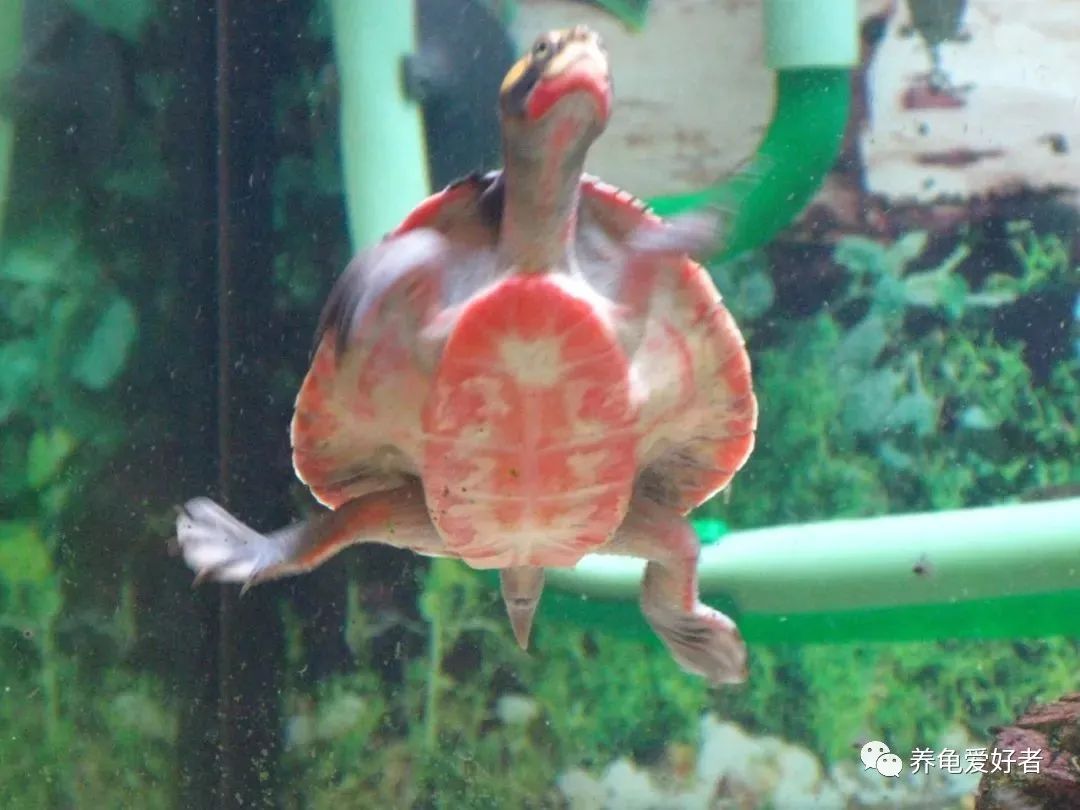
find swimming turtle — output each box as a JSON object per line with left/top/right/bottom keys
{"left": 176, "top": 26, "right": 757, "bottom": 685}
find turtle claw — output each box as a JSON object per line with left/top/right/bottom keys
{"left": 239, "top": 570, "right": 272, "bottom": 596}
{"left": 645, "top": 603, "right": 748, "bottom": 687}
{"left": 174, "top": 497, "right": 287, "bottom": 590}
{"left": 188, "top": 560, "right": 251, "bottom": 590}
{"left": 191, "top": 566, "right": 215, "bottom": 588}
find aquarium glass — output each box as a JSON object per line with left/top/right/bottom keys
{"left": 2, "top": 1, "right": 1078, "bottom": 808}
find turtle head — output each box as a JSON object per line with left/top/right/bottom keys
{"left": 495, "top": 26, "right": 611, "bottom": 270}
{"left": 498, "top": 26, "right": 611, "bottom": 140}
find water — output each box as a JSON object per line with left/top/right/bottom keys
{"left": 1, "top": 1, "right": 1078, "bottom": 808}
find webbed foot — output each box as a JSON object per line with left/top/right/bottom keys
{"left": 643, "top": 602, "right": 747, "bottom": 686}
{"left": 600, "top": 499, "right": 750, "bottom": 686}
{"left": 172, "top": 483, "right": 446, "bottom": 591}
{"left": 174, "top": 498, "right": 291, "bottom": 592}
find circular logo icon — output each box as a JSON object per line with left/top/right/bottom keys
{"left": 860, "top": 741, "right": 904, "bottom": 777}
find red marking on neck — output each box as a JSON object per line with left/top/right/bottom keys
{"left": 502, "top": 115, "right": 583, "bottom": 267}
{"left": 539, "top": 116, "right": 581, "bottom": 206}
{"left": 526, "top": 69, "right": 611, "bottom": 123}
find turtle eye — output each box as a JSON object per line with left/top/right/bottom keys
{"left": 532, "top": 38, "right": 553, "bottom": 60}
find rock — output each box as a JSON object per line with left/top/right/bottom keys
{"left": 975, "top": 692, "right": 1080, "bottom": 809}
{"left": 558, "top": 758, "right": 685, "bottom": 810}
{"left": 558, "top": 767, "right": 607, "bottom": 810}
{"left": 557, "top": 712, "right": 983, "bottom": 808}
{"left": 558, "top": 714, "right": 839, "bottom": 809}
{"left": 495, "top": 693, "right": 540, "bottom": 726}
{"left": 695, "top": 714, "right": 756, "bottom": 788}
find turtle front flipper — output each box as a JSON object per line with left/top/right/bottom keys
{"left": 174, "top": 481, "right": 446, "bottom": 591}
{"left": 316, "top": 228, "right": 450, "bottom": 360}
{"left": 292, "top": 225, "right": 498, "bottom": 511}
{"left": 614, "top": 211, "right": 724, "bottom": 320}
{"left": 601, "top": 494, "right": 748, "bottom": 686}
{"left": 626, "top": 210, "right": 722, "bottom": 260}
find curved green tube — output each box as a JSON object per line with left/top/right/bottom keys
{"left": 330, "top": 0, "right": 430, "bottom": 251}
{"left": 649, "top": 0, "right": 856, "bottom": 260}
{"left": 543, "top": 499, "right": 1080, "bottom": 645}
{"left": 650, "top": 70, "right": 850, "bottom": 260}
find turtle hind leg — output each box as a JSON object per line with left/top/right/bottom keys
{"left": 602, "top": 497, "right": 748, "bottom": 686}
{"left": 641, "top": 557, "right": 747, "bottom": 686}
{"left": 174, "top": 480, "right": 444, "bottom": 591}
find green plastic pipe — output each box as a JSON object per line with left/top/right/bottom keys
{"left": 538, "top": 584, "right": 1080, "bottom": 648}
{"left": 592, "top": 0, "right": 649, "bottom": 32}
{"left": 0, "top": 0, "right": 23, "bottom": 248}
{"left": 649, "top": 0, "right": 856, "bottom": 259}
{"left": 330, "top": 0, "right": 430, "bottom": 251}
{"left": 551, "top": 499, "right": 1080, "bottom": 606}
{"left": 541, "top": 499, "right": 1080, "bottom": 645}
{"left": 763, "top": 0, "right": 858, "bottom": 69}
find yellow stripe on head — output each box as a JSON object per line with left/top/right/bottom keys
{"left": 499, "top": 28, "right": 608, "bottom": 119}
{"left": 500, "top": 56, "right": 531, "bottom": 96}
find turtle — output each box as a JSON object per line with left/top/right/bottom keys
{"left": 175, "top": 25, "right": 758, "bottom": 685}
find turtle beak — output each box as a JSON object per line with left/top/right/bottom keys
{"left": 500, "top": 26, "right": 612, "bottom": 125}
{"left": 528, "top": 29, "right": 611, "bottom": 123}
